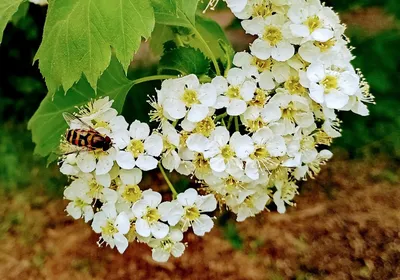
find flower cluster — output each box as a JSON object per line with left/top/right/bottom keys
{"left": 58, "top": 0, "right": 373, "bottom": 262}
{"left": 60, "top": 98, "right": 217, "bottom": 261}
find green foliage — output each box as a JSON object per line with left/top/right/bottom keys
{"left": 28, "top": 57, "right": 134, "bottom": 158}
{"left": 35, "top": 0, "right": 155, "bottom": 94}
{"left": 159, "top": 46, "right": 210, "bottom": 75}
{"left": 335, "top": 30, "right": 400, "bottom": 158}
{"left": 0, "top": 0, "right": 26, "bottom": 43}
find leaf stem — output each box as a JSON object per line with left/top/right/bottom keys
{"left": 132, "top": 75, "right": 177, "bottom": 85}
{"left": 158, "top": 163, "right": 178, "bottom": 198}
{"left": 215, "top": 112, "right": 228, "bottom": 122}
{"left": 191, "top": 28, "right": 221, "bottom": 76}
{"left": 227, "top": 116, "right": 234, "bottom": 129}
{"left": 234, "top": 116, "right": 240, "bottom": 131}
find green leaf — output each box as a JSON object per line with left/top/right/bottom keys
{"left": 151, "top": 0, "right": 177, "bottom": 25}
{"left": 151, "top": 0, "right": 198, "bottom": 27}
{"left": 159, "top": 46, "right": 210, "bottom": 75}
{"left": 11, "top": 1, "right": 29, "bottom": 26}
{"left": 0, "top": 0, "right": 26, "bottom": 43}
{"left": 187, "top": 15, "right": 234, "bottom": 66}
{"left": 28, "top": 57, "right": 134, "bottom": 158}
{"left": 149, "top": 24, "right": 175, "bottom": 56}
{"left": 35, "top": 0, "right": 155, "bottom": 94}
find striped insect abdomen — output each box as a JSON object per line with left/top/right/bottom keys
{"left": 65, "top": 129, "right": 92, "bottom": 147}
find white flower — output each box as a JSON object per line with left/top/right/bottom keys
{"left": 224, "top": 0, "right": 248, "bottom": 13}
{"left": 132, "top": 190, "right": 169, "bottom": 239}
{"left": 233, "top": 51, "right": 291, "bottom": 89}
{"left": 76, "top": 173, "right": 118, "bottom": 204}
{"left": 177, "top": 188, "right": 217, "bottom": 236}
{"left": 92, "top": 203, "right": 130, "bottom": 253}
{"left": 262, "top": 91, "right": 315, "bottom": 134}
{"left": 244, "top": 127, "right": 286, "bottom": 180}
{"left": 160, "top": 121, "right": 182, "bottom": 172}
{"left": 60, "top": 154, "right": 80, "bottom": 176}
{"left": 244, "top": 14, "right": 295, "bottom": 61}
{"left": 116, "top": 121, "right": 163, "bottom": 171}
{"left": 304, "top": 63, "right": 360, "bottom": 109}
{"left": 293, "top": 149, "right": 333, "bottom": 180}
{"left": 29, "top": 0, "right": 48, "bottom": 6}
{"left": 64, "top": 179, "right": 94, "bottom": 222}
{"left": 161, "top": 74, "right": 217, "bottom": 122}
{"left": 149, "top": 228, "right": 185, "bottom": 262}
{"left": 117, "top": 168, "right": 143, "bottom": 205}
{"left": 233, "top": 189, "right": 270, "bottom": 222}
{"left": 288, "top": 1, "right": 339, "bottom": 43}
{"left": 232, "top": 0, "right": 290, "bottom": 20}
{"left": 203, "top": 127, "right": 245, "bottom": 174}
{"left": 76, "top": 147, "right": 117, "bottom": 175}
{"left": 214, "top": 68, "right": 256, "bottom": 116}
{"left": 273, "top": 180, "right": 298, "bottom": 213}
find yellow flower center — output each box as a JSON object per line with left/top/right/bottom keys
{"left": 253, "top": 3, "right": 273, "bottom": 18}
{"left": 101, "top": 221, "right": 118, "bottom": 236}
{"left": 92, "top": 120, "right": 110, "bottom": 130}
{"left": 281, "top": 102, "right": 296, "bottom": 120}
{"left": 285, "top": 76, "right": 307, "bottom": 95}
{"left": 143, "top": 208, "right": 161, "bottom": 224}
{"left": 305, "top": 16, "right": 322, "bottom": 33}
{"left": 321, "top": 75, "right": 338, "bottom": 92}
{"left": 163, "top": 137, "right": 176, "bottom": 153}
{"left": 88, "top": 179, "right": 103, "bottom": 197}
{"left": 226, "top": 86, "right": 241, "bottom": 99}
{"left": 251, "top": 57, "right": 274, "bottom": 72}
{"left": 221, "top": 145, "right": 235, "bottom": 160}
{"left": 74, "top": 198, "right": 87, "bottom": 208}
{"left": 193, "top": 116, "right": 216, "bottom": 137}
{"left": 250, "top": 146, "right": 270, "bottom": 161}
{"left": 314, "top": 39, "right": 336, "bottom": 52}
{"left": 122, "top": 185, "right": 142, "bottom": 203}
{"left": 224, "top": 176, "right": 242, "bottom": 192}
{"left": 184, "top": 206, "right": 201, "bottom": 221}
{"left": 263, "top": 26, "right": 283, "bottom": 46}
{"left": 245, "top": 117, "right": 266, "bottom": 133}
{"left": 182, "top": 89, "right": 199, "bottom": 107}
{"left": 127, "top": 139, "right": 145, "bottom": 158}
{"left": 300, "top": 136, "right": 315, "bottom": 151}
{"left": 194, "top": 153, "right": 211, "bottom": 173}
{"left": 249, "top": 88, "right": 269, "bottom": 107}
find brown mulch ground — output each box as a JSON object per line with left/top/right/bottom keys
{"left": 0, "top": 157, "right": 399, "bottom": 280}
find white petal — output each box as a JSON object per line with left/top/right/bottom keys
{"left": 114, "top": 233, "right": 129, "bottom": 254}
{"left": 129, "top": 121, "right": 150, "bottom": 140}
{"left": 325, "top": 91, "right": 349, "bottom": 109}
{"left": 150, "top": 222, "right": 170, "bottom": 239}
{"left": 198, "top": 194, "right": 217, "bottom": 212}
{"left": 198, "top": 83, "right": 217, "bottom": 106}
{"left": 116, "top": 151, "right": 136, "bottom": 169}
{"left": 177, "top": 188, "right": 198, "bottom": 206}
{"left": 240, "top": 81, "right": 256, "bottom": 101}
{"left": 290, "top": 23, "right": 310, "bottom": 37}
{"left": 115, "top": 212, "right": 130, "bottom": 234}
{"left": 250, "top": 39, "right": 272, "bottom": 60}
{"left": 76, "top": 152, "right": 96, "bottom": 173}
{"left": 120, "top": 168, "right": 142, "bottom": 185}
{"left": 136, "top": 155, "right": 158, "bottom": 171}
{"left": 192, "top": 215, "right": 214, "bottom": 236}
{"left": 210, "top": 155, "right": 227, "bottom": 173}
{"left": 96, "top": 173, "right": 111, "bottom": 188}
{"left": 187, "top": 104, "right": 209, "bottom": 122}
{"left": 272, "top": 42, "right": 295, "bottom": 61}
{"left": 152, "top": 248, "right": 170, "bottom": 262}
{"left": 66, "top": 203, "right": 82, "bottom": 219}
{"left": 144, "top": 134, "right": 163, "bottom": 157}
{"left": 312, "top": 28, "right": 334, "bottom": 42}
{"left": 210, "top": 126, "right": 230, "bottom": 147}
{"left": 186, "top": 134, "right": 209, "bottom": 153}
{"left": 171, "top": 243, "right": 185, "bottom": 258}
{"left": 227, "top": 99, "right": 247, "bottom": 116}
{"left": 227, "top": 68, "right": 246, "bottom": 86}
{"left": 143, "top": 189, "right": 162, "bottom": 208}
{"left": 309, "top": 84, "right": 325, "bottom": 104}
{"left": 259, "top": 71, "right": 275, "bottom": 90}
{"left": 135, "top": 218, "right": 151, "bottom": 237}
{"left": 261, "top": 103, "right": 282, "bottom": 122}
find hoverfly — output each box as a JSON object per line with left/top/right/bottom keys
{"left": 62, "top": 112, "right": 112, "bottom": 152}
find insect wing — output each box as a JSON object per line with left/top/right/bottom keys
{"left": 62, "top": 112, "right": 96, "bottom": 132}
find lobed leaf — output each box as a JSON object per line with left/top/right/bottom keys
{"left": 28, "top": 57, "right": 134, "bottom": 158}
{"left": 35, "top": 0, "right": 155, "bottom": 94}
{"left": 0, "top": 0, "right": 26, "bottom": 43}
{"left": 159, "top": 46, "right": 210, "bottom": 76}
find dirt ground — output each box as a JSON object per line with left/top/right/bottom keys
{"left": 1, "top": 156, "right": 399, "bottom": 280}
